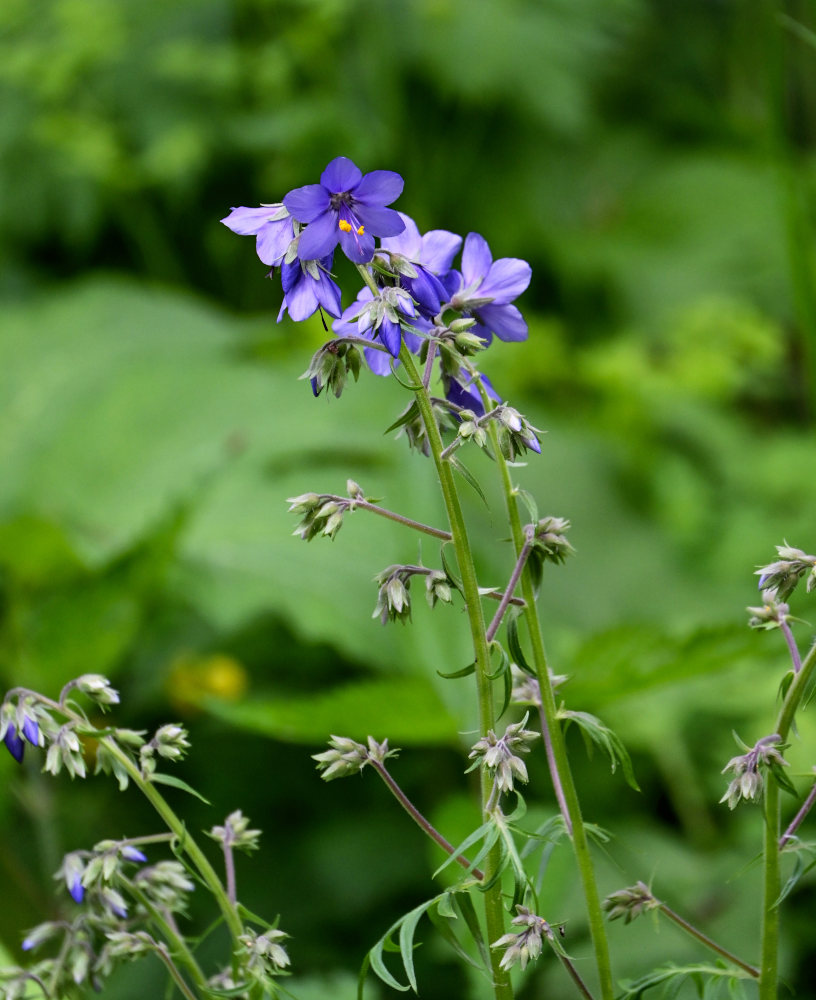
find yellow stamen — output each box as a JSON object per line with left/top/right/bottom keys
{"left": 338, "top": 220, "right": 365, "bottom": 235}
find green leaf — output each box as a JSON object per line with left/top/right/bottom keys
{"left": 560, "top": 709, "right": 640, "bottom": 791}
{"left": 365, "top": 894, "right": 447, "bottom": 995}
{"left": 506, "top": 613, "right": 535, "bottom": 677}
{"left": 448, "top": 456, "right": 489, "bottom": 507}
{"left": 148, "top": 772, "right": 212, "bottom": 804}
{"left": 205, "top": 675, "right": 457, "bottom": 746}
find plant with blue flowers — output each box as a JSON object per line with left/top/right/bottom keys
{"left": 2, "top": 156, "right": 815, "bottom": 1000}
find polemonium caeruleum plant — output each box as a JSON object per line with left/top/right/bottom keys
{"left": 2, "top": 155, "right": 815, "bottom": 1000}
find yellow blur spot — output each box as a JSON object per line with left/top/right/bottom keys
{"left": 338, "top": 220, "right": 364, "bottom": 235}
{"left": 167, "top": 653, "right": 249, "bottom": 714}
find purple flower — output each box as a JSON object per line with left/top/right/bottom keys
{"left": 445, "top": 373, "right": 501, "bottom": 417}
{"left": 4, "top": 723, "right": 24, "bottom": 763}
{"left": 283, "top": 157, "right": 405, "bottom": 264}
{"left": 221, "top": 204, "right": 295, "bottom": 266}
{"left": 444, "top": 233, "right": 532, "bottom": 344}
{"left": 277, "top": 254, "right": 342, "bottom": 323}
{"left": 333, "top": 286, "right": 428, "bottom": 374}
{"left": 3, "top": 715, "right": 38, "bottom": 763}
{"left": 379, "top": 213, "right": 462, "bottom": 316}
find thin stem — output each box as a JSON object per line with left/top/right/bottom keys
{"left": 371, "top": 760, "right": 484, "bottom": 880}
{"left": 779, "top": 619, "right": 802, "bottom": 673}
{"left": 153, "top": 942, "right": 201, "bottom": 1000}
{"left": 536, "top": 703, "right": 572, "bottom": 836}
{"left": 485, "top": 532, "right": 533, "bottom": 643}
{"left": 484, "top": 415, "right": 615, "bottom": 1000}
{"left": 124, "top": 878, "right": 209, "bottom": 995}
{"left": 223, "top": 840, "right": 237, "bottom": 905}
{"left": 779, "top": 773, "right": 816, "bottom": 848}
{"left": 558, "top": 952, "right": 597, "bottom": 1000}
{"left": 97, "top": 736, "right": 244, "bottom": 947}
{"left": 756, "top": 630, "right": 816, "bottom": 998}
{"left": 389, "top": 336, "right": 512, "bottom": 1000}
{"left": 759, "top": 778, "right": 781, "bottom": 1000}
{"left": 658, "top": 902, "right": 759, "bottom": 978}
{"left": 335, "top": 496, "right": 451, "bottom": 540}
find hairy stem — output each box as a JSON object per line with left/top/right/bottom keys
{"left": 392, "top": 339, "right": 512, "bottom": 1000}
{"left": 658, "top": 902, "right": 759, "bottom": 977}
{"left": 486, "top": 531, "right": 534, "bottom": 643}
{"left": 484, "top": 415, "right": 615, "bottom": 1000}
{"left": 320, "top": 494, "right": 452, "bottom": 540}
{"left": 371, "top": 760, "right": 484, "bottom": 880}
{"left": 779, "top": 774, "right": 816, "bottom": 848}
{"left": 759, "top": 638, "right": 816, "bottom": 998}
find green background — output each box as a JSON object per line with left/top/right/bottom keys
{"left": 2, "top": 1, "right": 816, "bottom": 996}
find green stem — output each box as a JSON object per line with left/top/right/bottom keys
{"left": 371, "top": 760, "right": 485, "bottom": 880}
{"left": 99, "top": 736, "right": 244, "bottom": 948}
{"left": 393, "top": 341, "right": 512, "bottom": 1000}
{"left": 124, "top": 878, "right": 209, "bottom": 996}
{"left": 485, "top": 419, "right": 615, "bottom": 1000}
{"left": 759, "top": 778, "right": 781, "bottom": 1000}
{"left": 759, "top": 639, "right": 816, "bottom": 997}
{"left": 657, "top": 903, "right": 759, "bottom": 977}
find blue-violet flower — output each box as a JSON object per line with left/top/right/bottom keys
{"left": 221, "top": 204, "right": 295, "bottom": 266}
{"left": 444, "top": 232, "right": 532, "bottom": 344}
{"left": 379, "top": 213, "right": 462, "bottom": 316}
{"left": 283, "top": 157, "right": 405, "bottom": 264}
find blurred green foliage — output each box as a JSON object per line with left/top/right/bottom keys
{"left": 2, "top": 0, "right": 816, "bottom": 996}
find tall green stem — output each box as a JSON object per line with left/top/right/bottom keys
{"left": 395, "top": 344, "right": 513, "bottom": 1000}
{"left": 759, "top": 639, "right": 816, "bottom": 998}
{"left": 486, "top": 423, "right": 615, "bottom": 1000}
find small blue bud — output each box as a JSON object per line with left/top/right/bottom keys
{"left": 69, "top": 875, "right": 84, "bottom": 904}
{"left": 4, "top": 724, "right": 24, "bottom": 763}
{"left": 22, "top": 716, "right": 39, "bottom": 746}
{"left": 21, "top": 937, "right": 35, "bottom": 951}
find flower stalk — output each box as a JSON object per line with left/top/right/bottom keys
{"left": 389, "top": 334, "right": 512, "bottom": 1000}
{"left": 483, "top": 414, "right": 615, "bottom": 1000}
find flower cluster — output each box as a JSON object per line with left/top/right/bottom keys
{"left": 491, "top": 905, "right": 556, "bottom": 971}
{"left": 468, "top": 714, "right": 539, "bottom": 800}
{"left": 602, "top": 881, "right": 660, "bottom": 924}
{"left": 720, "top": 733, "right": 790, "bottom": 810}
{"left": 312, "top": 735, "right": 398, "bottom": 782}
{"left": 209, "top": 810, "right": 262, "bottom": 854}
{"left": 371, "top": 564, "right": 453, "bottom": 625}
{"left": 222, "top": 155, "right": 532, "bottom": 415}
{"left": 755, "top": 543, "right": 816, "bottom": 601}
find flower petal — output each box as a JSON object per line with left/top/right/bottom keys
{"left": 354, "top": 169, "right": 404, "bottom": 206}
{"left": 338, "top": 224, "right": 375, "bottom": 264}
{"left": 256, "top": 218, "right": 295, "bottom": 265}
{"left": 283, "top": 184, "right": 331, "bottom": 223}
{"left": 321, "top": 156, "right": 363, "bottom": 193}
{"left": 282, "top": 276, "right": 319, "bottom": 322}
{"left": 461, "top": 233, "right": 493, "bottom": 285}
{"left": 352, "top": 204, "right": 405, "bottom": 238}
{"left": 419, "top": 230, "right": 462, "bottom": 273}
{"left": 297, "top": 211, "right": 340, "bottom": 260}
{"left": 221, "top": 205, "right": 285, "bottom": 235}
{"left": 480, "top": 258, "right": 532, "bottom": 304}
{"left": 379, "top": 212, "right": 421, "bottom": 257}
{"left": 477, "top": 302, "right": 528, "bottom": 342}
{"left": 314, "top": 271, "right": 342, "bottom": 318}
{"left": 364, "top": 343, "right": 394, "bottom": 376}
{"left": 377, "top": 316, "right": 402, "bottom": 357}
